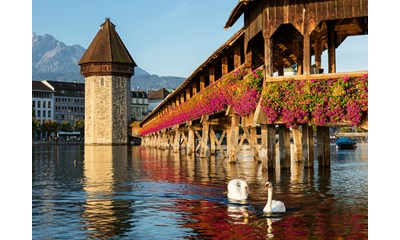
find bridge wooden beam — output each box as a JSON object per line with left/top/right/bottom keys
{"left": 242, "top": 126, "right": 260, "bottom": 162}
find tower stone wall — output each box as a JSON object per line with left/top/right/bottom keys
{"left": 85, "top": 75, "right": 131, "bottom": 145}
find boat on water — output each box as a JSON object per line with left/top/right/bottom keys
{"left": 335, "top": 137, "right": 357, "bottom": 149}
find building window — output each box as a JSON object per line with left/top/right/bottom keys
{"left": 43, "top": 110, "right": 46, "bottom": 118}
{"left": 43, "top": 101, "right": 46, "bottom": 108}
{"left": 37, "top": 111, "right": 41, "bottom": 117}
{"left": 48, "top": 111, "right": 51, "bottom": 118}
{"left": 48, "top": 101, "right": 51, "bottom": 108}
{"left": 32, "top": 101, "right": 35, "bottom": 108}
{"left": 37, "top": 101, "right": 41, "bottom": 108}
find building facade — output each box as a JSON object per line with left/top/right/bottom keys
{"left": 131, "top": 91, "right": 148, "bottom": 121}
{"left": 147, "top": 88, "right": 172, "bottom": 112}
{"left": 43, "top": 80, "right": 85, "bottom": 124}
{"left": 32, "top": 81, "right": 55, "bottom": 123}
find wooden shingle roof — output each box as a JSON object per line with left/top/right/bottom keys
{"left": 79, "top": 18, "right": 136, "bottom": 66}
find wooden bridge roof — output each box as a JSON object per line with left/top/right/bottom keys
{"left": 79, "top": 18, "right": 136, "bottom": 66}
{"left": 224, "top": 0, "right": 254, "bottom": 29}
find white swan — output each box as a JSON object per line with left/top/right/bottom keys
{"left": 263, "top": 181, "right": 286, "bottom": 213}
{"left": 227, "top": 179, "right": 249, "bottom": 200}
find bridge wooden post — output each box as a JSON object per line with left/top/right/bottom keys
{"left": 302, "top": 124, "right": 314, "bottom": 168}
{"left": 153, "top": 133, "right": 157, "bottom": 148}
{"left": 160, "top": 132, "right": 166, "bottom": 150}
{"left": 169, "top": 132, "right": 174, "bottom": 149}
{"left": 250, "top": 127, "right": 260, "bottom": 162}
{"left": 317, "top": 126, "right": 330, "bottom": 167}
{"left": 152, "top": 134, "right": 157, "bottom": 148}
{"left": 228, "top": 114, "right": 240, "bottom": 163}
{"left": 146, "top": 136, "right": 150, "bottom": 147}
{"left": 242, "top": 113, "right": 260, "bottom": 162}
{"left": 210, "top": 125, "right": 216, "bottom": 155}
{"left": 292, "top": 125, "right": 302, "bottom": 162}
{"left": 158, "top": 133, "right": 162, "bottom": 148}
{"left": 164, "top": 131, "right": 171, "bottom": 150}
{"left": 200, "top": 115, "right": 210, "bottom": 158}
{"left": 260, "top": 125, "right": 268, "bottom": 170}
{"left": 267, "top": 124, "right": 276, "bottom": 170}
{"left": 173, "top": 128, "right": 181, "bottom": 153}
{"left": 226, "top": 127, "right": 231, "bottom": 157}
{"left": 278, "top": 125, "right": 291, "bottom": 169}
{"left": 148, "top": 135, "right": 152, "bottom": 147}
{"left": 187, "top": 125, "right": 195, "bottom": 155}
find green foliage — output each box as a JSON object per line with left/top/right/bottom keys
{"left": 60, "top": 121, "right": 72, "bottom": 132}
{"left": 42, "top": 120, "right": 58, "bottom": 135}
{"left": 73, "top": 119, "right": 84, "bottom": 136}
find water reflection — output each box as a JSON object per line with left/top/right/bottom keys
{"left": 82, "top": 146, "right": 133, "bottom": 239}
{"left": 227, "top": 204, "right": 249, "bottom": 224}
{"left": 33, "top": 144, "right": 368, "bottom": 239}
{"left": 266, "top": 218, "right": 274, "bottom": 239}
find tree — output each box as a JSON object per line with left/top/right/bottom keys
{"left": 42, "top": 120, "right": 58, "bottom": 137}
{"left": 60, "top": 121, "right": 72, "bottom": 132}
{"left": 32, "top": 117, "right": 41, "bottom": 139}
{"left": 73, "top": 119, "right": 84, "bottom": 136}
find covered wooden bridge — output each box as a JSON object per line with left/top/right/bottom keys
{"left": 139, "top": 0, "right": 368, "bottom": 170}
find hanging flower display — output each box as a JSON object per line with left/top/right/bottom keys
{"left": 260, "top": 74, "right": 368, "bottom": 128}
{"left": 140, "top": 67, "right": 262, "bottom": 135}
{"left": 140, "top": 71, "right": 367, "bottom": 136}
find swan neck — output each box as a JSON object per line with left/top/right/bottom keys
{"left": 266, "top": 187, "right": 273, "bottom": 212}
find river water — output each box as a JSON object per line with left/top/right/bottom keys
{"left": 32, "top": 143, "right": 367, "bottom": 239}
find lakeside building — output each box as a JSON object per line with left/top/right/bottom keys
{"left": 147, "top": 88, "right": 173, "bottom": 112}
{"left": 42, "top": 80, "right": 85, "bottom": 124}
{"left": 33, "top": 80, "right": 154, "bottom": 126}
{"left": 131, "top": 91, "right": 149, "bottom": 121}
{"left": 32, "top": 81, "right": 55, "bottom": 123}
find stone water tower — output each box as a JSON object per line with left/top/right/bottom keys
{"left": 79, "top": 18, "right": 136, "bottom": 145}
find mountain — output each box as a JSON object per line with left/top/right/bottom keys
{"left": 32, "top": 33, "right": 185, "bottom": 90}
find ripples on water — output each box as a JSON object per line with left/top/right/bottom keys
{"left": 32, "top": 144, "right": 367, "bottom": 239}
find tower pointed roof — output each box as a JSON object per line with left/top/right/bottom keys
{"left": 79, "top": 18, "right": 136, "bottom": 66}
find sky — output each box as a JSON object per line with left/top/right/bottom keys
{"left": 31, "top": 0, "right": 367, "bottom": 78}
{"left": 3, "top": 1, "right": 400, "bottom": 238}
